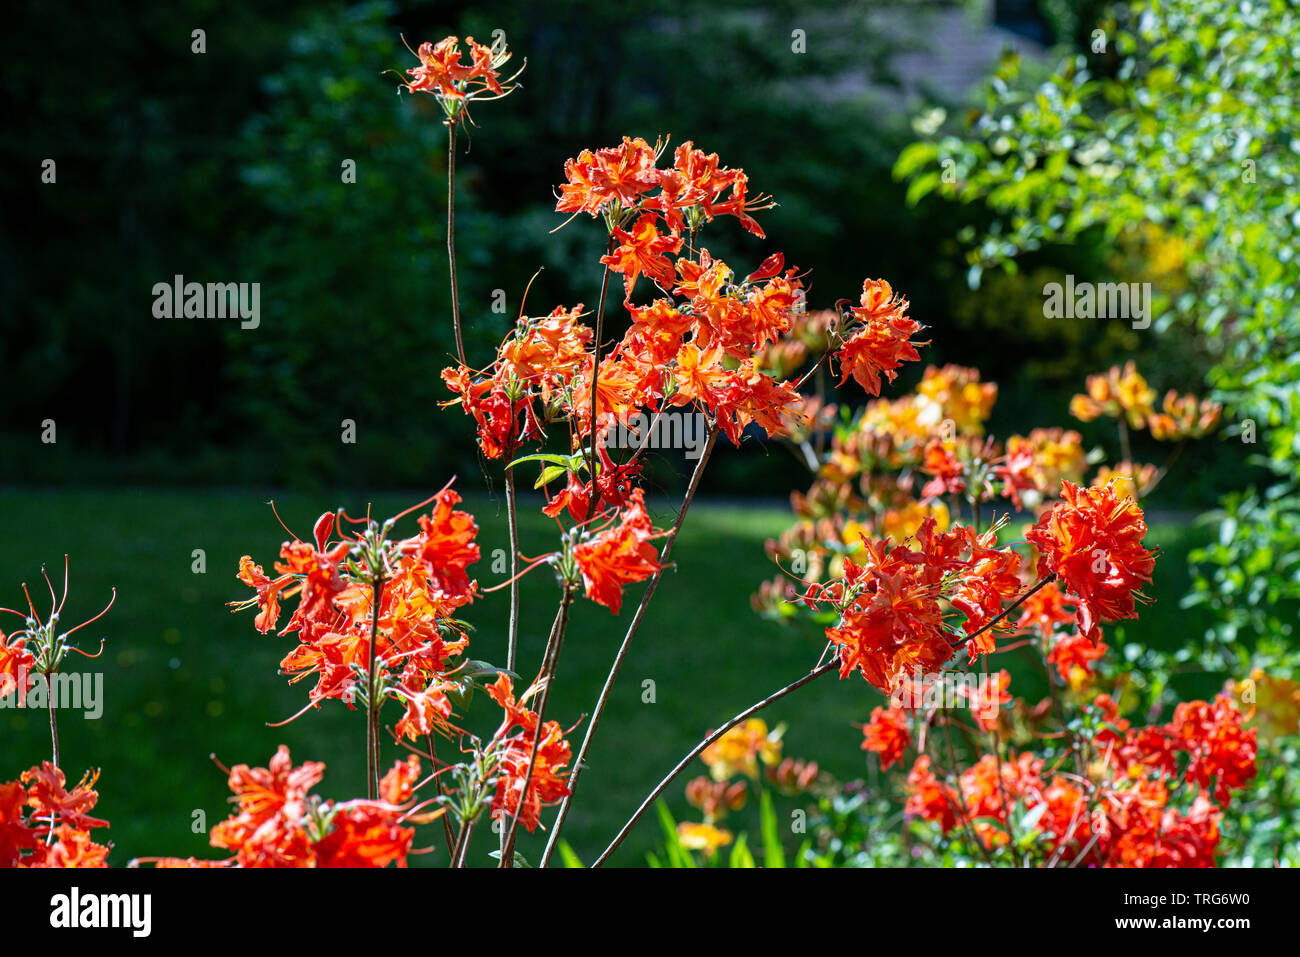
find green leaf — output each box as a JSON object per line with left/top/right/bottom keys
{"left": 759, "top": 790, "right": 786, "bottom": 868}
{"left": 534, "top": 464, "right": 567, "bottom": 489}
{"left": 729, "top": 833, "right": 756, "bottom": 868}
{"left": 556, "top": 840, "right": 585, "bottom": 869}
{"left": 654, "top": 801, "right": 695, "bottom": 868}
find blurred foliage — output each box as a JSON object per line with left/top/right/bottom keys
{"left": 893, "top": 0, "right": 1299, "bottom": 647}
{"left": 5, "top": 0, "right": 1233, "bottom": 503}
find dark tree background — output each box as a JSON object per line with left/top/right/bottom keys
{"left": 1, "top": 0, "right": 1233, "bottom": 504}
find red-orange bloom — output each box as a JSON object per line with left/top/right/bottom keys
{"left": 573, "top": 489, "right": 664, "bottom": 614}
{"left": 404, "top": 36, "right": 506, "bottom": 102}
{"left": 1169, "top": 696, "right": 1258, "bottom": 805}
{"left": 1025, "top": 479, "right": 1158, "bottom": 643}
{"left": 486, "top": 674, "right": 574, "bottom": 833}
{"left": 410, "top": 488, "right": 481, "bottom": 602}
{"left": 861, "top": 705, "right": 911, "bottom": 770}
{"left": 556, "top": 137, "right": 661, "bottom": 217}
{"left": 837, "top": 279, "right": 926, "bottom": 396}
{"left": 601, "top": 213, "right": 683, "bottom": 301}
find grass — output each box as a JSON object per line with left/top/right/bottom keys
{"left": 0, "top": 486, "right": 1214, "bottom": 867}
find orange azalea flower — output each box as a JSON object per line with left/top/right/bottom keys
{"left": 1169, "top": 696, "right": 1258, "bottom": 805}
{"left": 402, "top": 35, "right": 514, "bottom": 111}
{"left": 1148, "top": 389, "right": 1222, "bottom": 441}
{"left": 1069, "top": 362, "right": 1156, "bottom": 428}
{"left": 409, "top": 488, "right": 481, "bottom": 602}
{"left": 816, "top": 535, "right": 951, "bottom": 693}
{"left": 311, "top": 804, "right": 413, "bottom": 868}
{"left": 0, "top": 780, "right": 39, "bottom": 867}
{"left": 486, "top": 674, "right": 573, "bottom": 833}
{"left": 1025, "top": 479, "right": 1158, "bottom": 644}
{"left": 601, "top": 213, "right": 682, "bottom": 300}
{"left": 0, "top": 629, "right": 34, "bottom": 697}
{"left": 1013, "top": 574, "right": 1076, "bottom": 642}
{"left": 379, "top": 755, "right": 422, "bottom": 806}
{"left": 671, "top": 342, "right": 733, "bottom": 408}
{"left": 573, "top": 489, "right": 664, "bottom": 614}
{"left": 676, "top": 821, "right": 733, "bottom": 855}
{"left": 1048, "top": 631, "right": 1108, "bottom": 684}
{"left": 685, "top": 776, "right": 748, "bottom": 820}
{"left": 915, "top": 364, "right": 998, "bottom": 435}
{"left": 701, "top": 718, "right": 783, "bottom": 781}
{"left": 556, "top": 136, "right": 661, "bottom": 217}
{"left": 21, "top": 763, "right": 109, "bottom": 834}
{"left": 836, "top": 279, "right": 926, "bottom": 396}
{"left": 948, "top": 527, "right": 1023, "bottom": 657}
{"left": 496, "top": 305, "right": 592, "bottom": 398}
{"left": 861, "top": 705, "right": 911, "bottom": 770}
{"left": 904, "top": 755, "right": 959, "bottom": 832}
{"left": 440, "top": 365, "right": 534, "bottom": 460}
{"left": 198, "top": 747, "right": 414, "bottom": 868}
{"left": 26, "top": 825, "right": 110, "bottom": 869}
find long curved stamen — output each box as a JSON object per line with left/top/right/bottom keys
{"left": 389, "top": 476, "right": 458, "bottom": 526}
{"left": 62, "top": 588, "right": 117, "bottom": 640}
{"left": 481, "top": 554, "right": 555, "bottom": 593}
{"left": 267, "top": 500, "right": 300, "bottom": 542}
{"left": 66, "top": 638, "right": 106, "bottom": 659}
{"left": 20, "top": 583, "right": 40, "bottom": 624}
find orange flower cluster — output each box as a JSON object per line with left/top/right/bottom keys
{"left": 700, "top": 718, "right": 784, "bottom": 781}
{"left": 1026, "top": 479, "right": 1158, "bottom": 644}
{"left": 861, "top": 705, "right": 912, "bottom": 770}
{"left": 148, "top": 747, "right": 418, "bottom": 868}
{"left": 0, "top": 764, "right": 110, "bottom": 868}
{"left": 485, "top": 674, "right": 574, "bottom": 834}
{"left": 904, "top": 693, "right": 1256, "bottom": 865}
{"left": 836, "top": 280, "right": 928, "bottom": 397}
{"left": 401, "top": 35, "right": 517, "bottom": 114}
{"left": 573, "top": 488, "right": 663, "bottom": 614}
{"left": 558, "top": 137, "right": 770, "bottom": 238}
{"left": 802, "top": 517, "right": 1023, "bottom": 692}
{"left": 1069, "top": 362, "right": 1220, "bottom": 441}
{"left": 232, "top": 488, "right": 480, "bottom": 731}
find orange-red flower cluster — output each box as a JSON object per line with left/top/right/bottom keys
{"left": 902, "top": 694, "right": 1256, "bottom": 865}
{"left": 573, "top": 488, "right": 664, "bottom": 614}
{"left": 836, "top": 280, "right": 927, "bottom": 397}
{"left": 1026, "top": 479, "right": 1158, "bottom": 644}
{"left": 861, "top": 705, "right": 912, "bottom": 770}
{"left": 0, "top": 764, "right": 110, "bottom": 868}
{"left": 147, "top": 747, "right": 417, "bottom": 868}
{"left": 485, "top": 675, "right": 574, "bottom": 834}
{"left": 232, "top": 489, "right": 480, "bottom": 737}
{"left": 803, "top": 518, "right": 1024, "bottom": 692}
{"left": 402, "top": 35, "right": 514, "bottom": 109}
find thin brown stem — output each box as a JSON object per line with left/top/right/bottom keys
{"left": 941, "top": 719, "right": 995, "bottom": 866}
{"left": 949, "top": 574, "right": 1056, "bottom": 650}
{"left": 46, "top": 675, "right": 59, "bottom": 844}
{"left": 504, "top": 434, "right": 521, "bottom": 673}
{"left": 540, "top": 423, "right": 721, "bottom": 867}
{"left": 585, "top": 239, "right": 617, "bottom": 515}
{"left": 499, "top": 587, "right": 575, "bottom": 867}
{"left": 426, "top": 732, "right": 456, "bottom": 858}
{"left": 591, "top": 658, "right": 837, "bottom": 867}
{"left": 366, "top": 577, "right": 386, "bottom": 800}
{"left": 446, "top": 120, "right": 466, "bottom": 365}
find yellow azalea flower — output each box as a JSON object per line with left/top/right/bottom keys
{"left": 1232, "top": 669, "right": 1300, "bottom": 744}
{"left": 881, "top": 500, "right": 949, "bottom": 543}
{"left": 677, "top": 821, "right": 733, "bottom": 856}
{"left": 701, "top": 718, "right": 784, "bottom": 781}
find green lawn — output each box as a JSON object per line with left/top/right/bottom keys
{"left": 0, "top": 487, "right": 1213, "bottom": 866}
